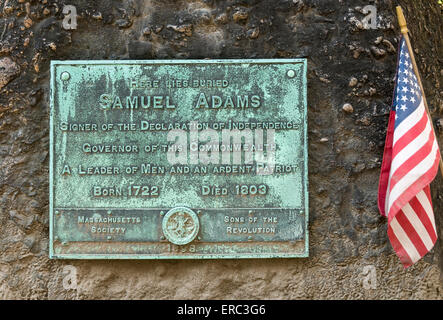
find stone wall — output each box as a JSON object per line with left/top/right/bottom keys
{"left": 0, "top": 0, "right": 442, "bottom": 299}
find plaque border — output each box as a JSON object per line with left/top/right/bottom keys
{"left": 49, "top": 59, "right": 309, "bottom": 259}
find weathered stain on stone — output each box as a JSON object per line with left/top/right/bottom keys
{"left": 167, "top": 24, "right": 193, "bottom": 37}
{"left": 0, "top": 57, "right": 20, "bottom": 89}
{"left": 232, "top": 8, "right": 249, "bottom": 23}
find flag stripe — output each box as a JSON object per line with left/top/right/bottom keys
{"left": 392, "top": 100, "right": 425, "bottom": 145}
{"left": 389, "top": 127, "right": 435, "bottom": 190}
{"left": 378, "top": 111, "right": 396, "bottom": 217}
{"left": 408, "top": 195, "right": 437, "bottom": 245}
{"left": 388, "top": 150, "right": 440, "bottom": 220}
{"left": 415, "top": 189, "right": 437, "bottom": 237}
{"left": 400, "top": 203, "right": 433, "bottom": 252}
{"left": 395, "top": 209, "right": 428, "bottom": 257}
{"left": 388, "top": 140, "right": 439, "bottom": 213}
{"left": 387, "top": 224, "right": 413, "bottom": 268}
{"left": 391, "top": 107, "right": 429, "bottom": 161}
{"left": 389, "top": 216, "right": 420, "bottom": 266}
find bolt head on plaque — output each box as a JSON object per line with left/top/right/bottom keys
{"left": 162, "top": 207, "right": 200, "bottom": 245}
{"left": 60, "top": 71, "right": 70, "bottom": 81}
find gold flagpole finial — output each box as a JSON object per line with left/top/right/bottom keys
{"left": 396, "top": 6, "right": 408, "bottom": 35}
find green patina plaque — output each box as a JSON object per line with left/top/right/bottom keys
{"left": 49, "top": 59, "right": 308, "bottom": 259}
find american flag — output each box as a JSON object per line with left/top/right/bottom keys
{"left": 378, "top": 36, "right": 440, "bottom": 268}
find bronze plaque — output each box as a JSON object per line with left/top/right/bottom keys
{"left": 50, "top": 59, "right": 308, "bottom": 259}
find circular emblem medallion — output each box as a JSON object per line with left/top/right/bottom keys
{"left": 162, "top": 207, "right": 200, "bottom": 245}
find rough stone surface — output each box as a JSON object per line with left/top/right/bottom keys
{"left": 342, "top": 103, "right": 354, "bottom": 113}
{"left": 0, "top": 0, "right": 442, "bottom": 299}
{"left": 0, "top": 57, "right": 20, "bottom": 89}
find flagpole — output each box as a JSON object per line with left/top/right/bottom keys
{"left": 396, "top": 6, "right": 443, "bottom": 179}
